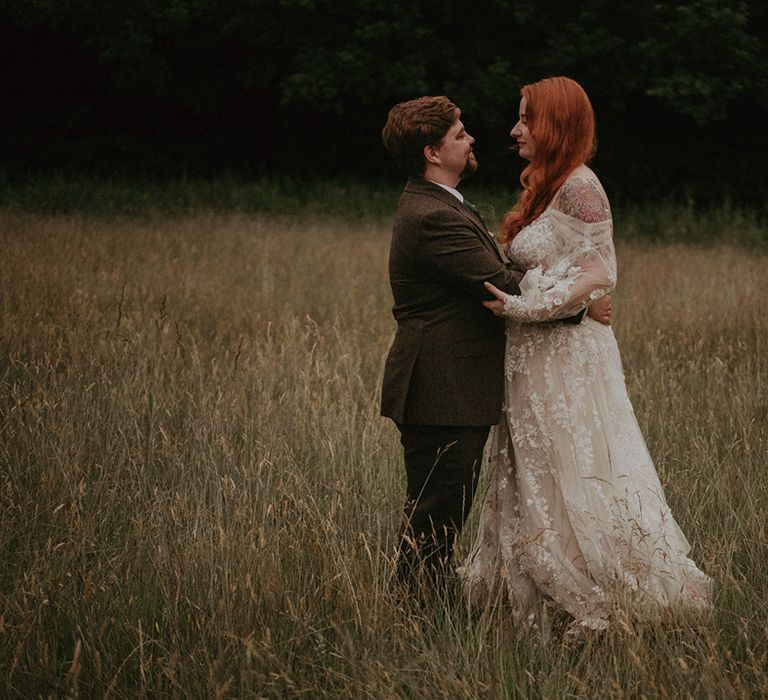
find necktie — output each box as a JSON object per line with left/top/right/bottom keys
{"left": 464, "top": 198, "right": 487, "bottom": 227}
{"left": 463, "top": 198, "right": 496, "bottom": 241}
{"left": 464, "top": 199, "right": 482, "bottom": 218}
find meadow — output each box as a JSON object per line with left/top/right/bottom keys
{"left": 1, "top": 184, "right": 767, "bottom": 697}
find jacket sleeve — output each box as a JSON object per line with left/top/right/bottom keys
{"left": 418, "top": 207, "right": 522, "bottom": 299}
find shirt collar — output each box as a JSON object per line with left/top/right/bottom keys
{"left": 427, "top": 180, "right": 464, "bottom": 203}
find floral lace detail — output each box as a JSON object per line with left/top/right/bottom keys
{"left": 499, "top": 172, "right": 616, "bottom": 324}
{"left": 461, "top": 167, "right": 712, "bottom": 628}
{"left": 555, "top": 175, "right": 610, "bottom": 223}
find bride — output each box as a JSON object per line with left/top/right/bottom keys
{"left": 461, "top": 77, "right": 712, "bottom": 629}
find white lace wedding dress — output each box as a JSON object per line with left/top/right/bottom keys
{"left": 461, "top": 165, "right": 712, "bottom": 629}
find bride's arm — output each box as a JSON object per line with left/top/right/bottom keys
{"left": 484, "top": 176, "right": 616, "bottom": 323}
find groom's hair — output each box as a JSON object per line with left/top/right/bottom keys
{"left": 382, "top": 96, "right": 458, "bottom": 176}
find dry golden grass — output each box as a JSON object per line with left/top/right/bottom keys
{"left": 1, "top": 210, "right": 767, "bottom": 697}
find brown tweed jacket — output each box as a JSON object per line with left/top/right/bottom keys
{"left": 380, "top": 177, "right": 524, "bottom": 427}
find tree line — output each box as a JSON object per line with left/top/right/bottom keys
{"left": 2, "top": 0, "right": 767, "bottom": 202}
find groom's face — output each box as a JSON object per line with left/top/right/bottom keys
{"left": 430, "top": 118, "right": 478, "bottom": 180}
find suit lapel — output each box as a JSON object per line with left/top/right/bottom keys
{"left": 405, "top": 178, "right": 504, "bottom": 262}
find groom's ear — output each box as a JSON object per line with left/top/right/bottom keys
{"left": 423, "top": 144, "right": 440, "bottom": 166}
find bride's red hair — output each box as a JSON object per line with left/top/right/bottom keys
{"left": 500, "top": 77, "right": 596, "bottom": 242}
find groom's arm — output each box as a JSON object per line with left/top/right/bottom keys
{"left": 417, "top": 208, "right": 610, "bottom": 324}
{"left": 418, "top": 209, "right": 522, "bottom": 299}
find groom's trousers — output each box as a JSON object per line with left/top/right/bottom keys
{"left": 395, "top": 424, "right": 490, "bottom": 591}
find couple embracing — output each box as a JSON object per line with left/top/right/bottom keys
{"left": 381, "top": 77, "right": 711, "bottom": 630}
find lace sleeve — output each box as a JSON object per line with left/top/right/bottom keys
{"left": 501, "top": 175, "right": 616, "bottom": 323}
{"left": 555, "top": 176, "right": 610, "bottom": 223}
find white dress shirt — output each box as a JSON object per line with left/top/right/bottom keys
{"left": 428, "top": 180, "right": 464, "bottom": 203}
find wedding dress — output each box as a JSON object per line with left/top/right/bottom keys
{"left": 461, "top": 165, "right": 712, "bottom": 629}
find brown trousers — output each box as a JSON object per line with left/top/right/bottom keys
{"left": 395, "top": 424, "right": 490, "bottom": 592}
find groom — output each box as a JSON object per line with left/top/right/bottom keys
{"left": 380, "top": 96, "right": 609, "bottom": 596}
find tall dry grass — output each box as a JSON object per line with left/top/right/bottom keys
{"left": 1, "top": 209, "right": 766, "bottom": 697}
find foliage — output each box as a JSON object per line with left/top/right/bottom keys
{"left": 1, "top": 175, "right": 766, "bottom": 245}
{"left": 1, "top": 0, "right": 767, "bottom": 197}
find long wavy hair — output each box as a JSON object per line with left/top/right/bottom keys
{"left": 500, "top": 77, "right": 596, "bottom": 242}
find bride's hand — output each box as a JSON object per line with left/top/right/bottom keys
{"left": 482, "top": 281, "right": 508, "bottom": 317}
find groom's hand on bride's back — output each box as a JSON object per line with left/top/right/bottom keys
{"left": 588, "top": 295, "right": 612, "bottom": 325}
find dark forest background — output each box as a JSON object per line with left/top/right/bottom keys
{"left": 2, "top": 0, "right": 767, "bottom": 203}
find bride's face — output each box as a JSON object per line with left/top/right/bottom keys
{"left": 510, "top": 97, "right": 535, "bottom": 160}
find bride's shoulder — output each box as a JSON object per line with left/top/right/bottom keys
{"left": 569, "top": 163, "right": 600, "bottom": 182}
{"left": 561, "top": 164, "right": 603, "bottom": 192}
{"left": 554, "top": 166, "right": 610, "bottom": 223}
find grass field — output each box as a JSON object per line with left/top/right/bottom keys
{"left": 1, "top": 201, "right": 767, "bottom": 697}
